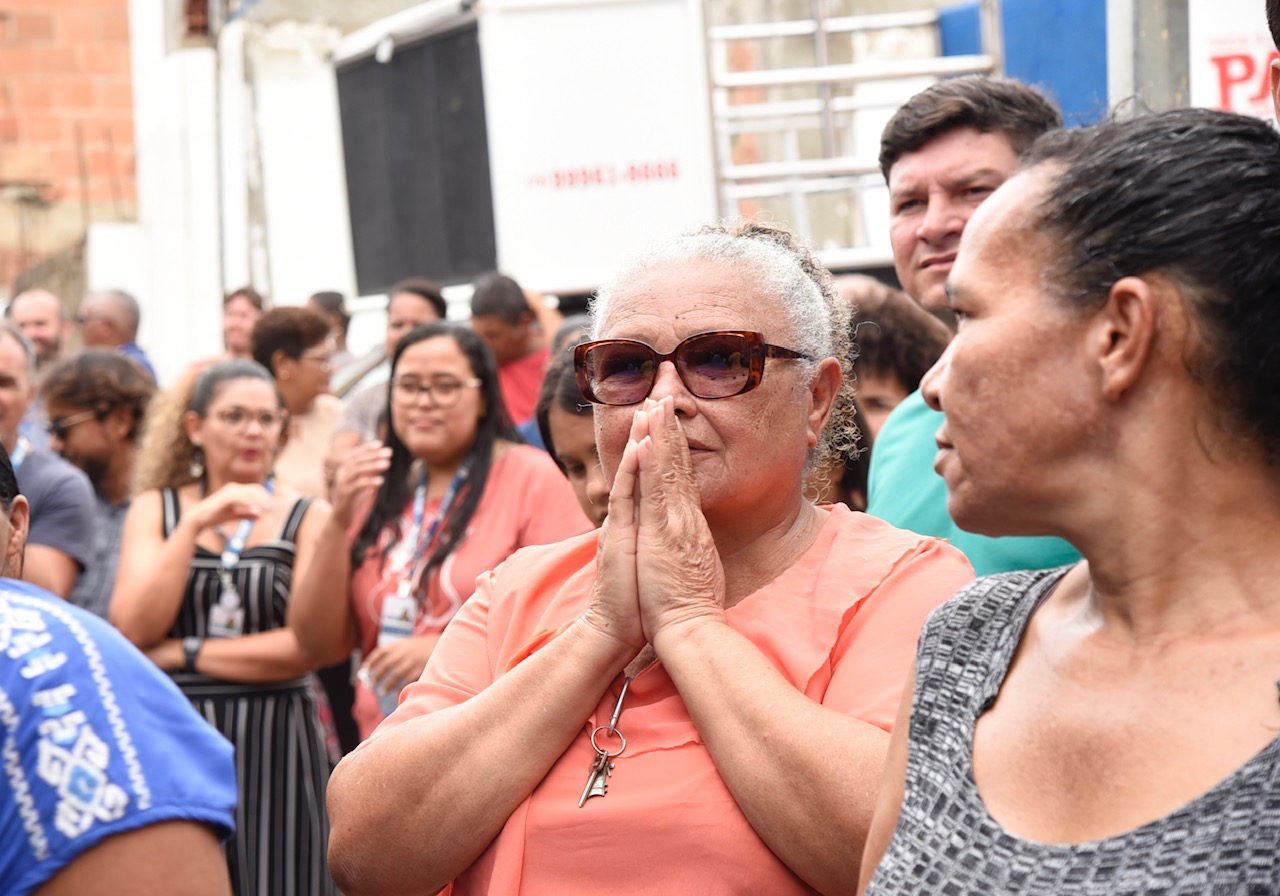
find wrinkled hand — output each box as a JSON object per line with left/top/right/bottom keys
{"left": 330, "top": 442, "right": 392, "bottom": 528}
{"left": 632, "top": 397, "right": 726, "bottom": 642}
{"left": 581, "top": 409, "right": 646, "bottom": 653}
{"left": 360, "top": 633, "right": 440, "bottom": 698}
{"left": 192, "top": 482, "right": 275, "bottom": 532}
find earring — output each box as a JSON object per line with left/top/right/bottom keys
{"left": 189, "top": 445, "right": 205, "bottom": 480}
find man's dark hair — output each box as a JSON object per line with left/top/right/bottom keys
{"left": 879, "top": 76, "right": 1063, "bottom": 181}
{"left": 39, "top": 350, "right": 157, "bottom": 441}
{"left": 1269, "top": 0, "right": 1280, "bottom": 50}
{"left": 470, "top": 273, "right": 529, "bottom": 324}
{"left": 1023, "top": 107, "right": 1280, "bottom": 462}
{"left": 391, "top": 277, "right": 447, "bottom": 320}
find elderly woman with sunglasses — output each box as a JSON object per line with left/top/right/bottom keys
{"left": 326, "top": 222, "right": 974, "bottom": 896}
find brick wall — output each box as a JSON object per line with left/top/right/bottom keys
{"left": 0, "top": 0, "right": 135, "bottom": 296}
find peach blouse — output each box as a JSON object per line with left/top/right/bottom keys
{"left": 376, "top": 503, "right": 974, "bottom": 894}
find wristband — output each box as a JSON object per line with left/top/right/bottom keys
{"left": 182, "top": 636, "right": 204, "bottom": 673}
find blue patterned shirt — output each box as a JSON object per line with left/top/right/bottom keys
{"left": 0, "top": 579, "right": 237, "bottom": 895}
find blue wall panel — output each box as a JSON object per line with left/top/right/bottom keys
{"left": 938, "top": 0, "right": 1109, "bottom": 126}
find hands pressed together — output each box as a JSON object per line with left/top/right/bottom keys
{"left": 587, "top": 396, "right": 727, "bottom": 658}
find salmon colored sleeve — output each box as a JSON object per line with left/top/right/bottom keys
{"left": 824, "top": 538, "right": 973, "bottom": 731}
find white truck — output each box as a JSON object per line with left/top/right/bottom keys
{"left": 328, "top": 0, "right": 1004, "bottom": 301}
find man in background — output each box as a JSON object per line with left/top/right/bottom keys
{"left": 865, "top": 76, "right": 1079, "bottom": 576}
{"left": 0, "top": 323, "right": 95, "bottom": 597}
{"left": 76, "top": 289, "right": 158, "bottom": 384}
{"left": 7, "top": 288, "right": 70, "bottom": 449}
{"left": 40, "top": 350, "right": 156, "bottom": 619}
{"left": 8, "top": 288, "right": 70, "bottom": 372}
{"left": 469, "top": 272, "right": 558, "bottom": 427}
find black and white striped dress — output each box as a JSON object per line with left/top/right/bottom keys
{"left": 162, "top": 489, "right": 336, "bottom": 896}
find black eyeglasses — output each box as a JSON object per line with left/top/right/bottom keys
{"left": 46, "top": 409, "right": 99, "bottom": 440}
{"left": 391, "top": 375, "right": 483, "bottom": 408}
{"left": 212, "top": 407, "right": 285, "bottom": 431}
{"left": 573, "top": 330, "right": 813, "bottom": 406}
{"left": 298, "top": 349, "right": 333, "bottom": 370}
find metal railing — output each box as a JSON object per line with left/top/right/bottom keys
{"left": 703, "top": 0, "right": 1004, "bottom": 270}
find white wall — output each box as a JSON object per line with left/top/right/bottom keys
{"left": 245, "top": 21, "right": 357, "bottom": 305}
{"left": 84, "top": 223, "right": 146, "bottom": 304}
{"left": 126, "top": 0, "right": 224, "bottom": 385}
{"left": 103, "top": 5, "right": 359, "bottom": 388}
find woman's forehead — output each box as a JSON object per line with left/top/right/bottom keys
{"left": 209, "top": 378, "right": 277, "bottom": 406}
{"left": 396, "top": 336, "right": 471, "bottom": 370}
{"left": 598, "top": 264, "right": 786, "bottom": 340}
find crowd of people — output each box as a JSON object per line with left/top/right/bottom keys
{"left": 4, "top": 5, "right": 1280, "bottom": 893}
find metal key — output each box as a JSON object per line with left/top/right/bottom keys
{"left": 575, "top": 677, "right": 634, "bottom": 808}
{"left": 578, "top": 749, "right": 614, "bottom": 807}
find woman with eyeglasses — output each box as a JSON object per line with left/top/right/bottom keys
{"left": 110, "top": 359, "right": 337, "bottom": 896}
{"left": 289, "top": 322, "right": 592, "bottom": 742}
{"left": 324, "top": 222, "right": 974, "bottom": 896}
{"left": 250, "top": 306, "right": 342, "bottom": 500}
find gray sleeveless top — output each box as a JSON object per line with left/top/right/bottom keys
{"left": 865, "top": 567, "right": 1280, "bottom": 895}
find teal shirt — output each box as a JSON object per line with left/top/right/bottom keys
{"left": 865, "top": 390, "right": 1081, "bottom": 576}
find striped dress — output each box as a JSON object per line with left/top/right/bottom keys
{"left": 162, "top": 489, "right": 336, "bottom": 896}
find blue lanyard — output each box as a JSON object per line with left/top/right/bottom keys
{"left": 401, "top": 458, "right": 473, "bottom": 575}
{"left": 220, "top": 476, "right": 275, "bottom": 573}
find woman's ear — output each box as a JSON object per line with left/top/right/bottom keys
{"left": 805, "top": 357, "right": 844, "bottom": 450}
{"left": 272, "top": 349, "right": 292, "bottom": 381}
{"left": 183, "top": 410, "right": 203, "bottom": 448}
{"left": 1095, "top": 275, "right": 1162, "bottom": 401}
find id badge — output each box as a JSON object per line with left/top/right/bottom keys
{"left": 378, "top": 594, "right": 417, "bottom": 647}
{"left": 207, "top": 587, "right": 245, "bottom": 638}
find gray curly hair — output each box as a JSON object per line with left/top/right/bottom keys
{"left": 589, "top": 219, "right": 859, "bottom": 470}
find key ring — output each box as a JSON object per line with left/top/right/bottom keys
{"left": 590, "top": 725, "right": 626, "bottom": 757}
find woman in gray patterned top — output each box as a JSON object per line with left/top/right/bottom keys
{"left": 860, "top": 108, "right": 1280, "bottom": 894}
